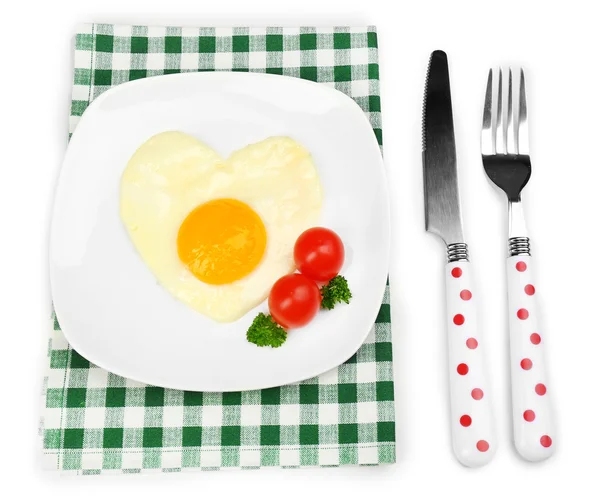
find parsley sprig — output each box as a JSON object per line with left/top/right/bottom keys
{"left": 320, "top": 275, "right": 352, "bottom": 310}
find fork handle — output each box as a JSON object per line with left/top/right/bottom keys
{"left": 445, "top": 261, "right": 496, "bottom": 467}
{"left": 507, "top": 254, "right": 555, "bottom": 461}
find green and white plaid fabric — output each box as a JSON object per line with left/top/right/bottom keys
{"left": 40, "top": 23, "right": 394, "bottom": 473}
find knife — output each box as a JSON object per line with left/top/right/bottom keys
{"left": 422, "top": 50, "right": 496, "bottom": 467}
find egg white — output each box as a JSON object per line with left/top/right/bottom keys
{"left": 120, "top": 131, "right": 322, "bottom": 322}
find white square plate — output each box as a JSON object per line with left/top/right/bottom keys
{"left": 50, "top": 72, "right": 390, "bottom": 391}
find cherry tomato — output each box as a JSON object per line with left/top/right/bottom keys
{"left": 294, "top": 227, "right": 345, "bottom": 282}
{"left": 268, "top": 273, "right": 321, "bottom": 329}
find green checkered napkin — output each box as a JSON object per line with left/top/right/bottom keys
{"left": 40, "top": 23, "right": 394, "bottom": 473}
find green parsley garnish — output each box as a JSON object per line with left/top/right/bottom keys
{"left": 320, "top": 275, "right": 352, "bottom": 310}
{"left": 246, "top": 313, "right": 287, "bottom": 348}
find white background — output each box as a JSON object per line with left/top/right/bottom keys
{"left": 1, "top": 0, "right": 598, "bottom": 502}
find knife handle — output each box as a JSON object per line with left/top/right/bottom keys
{"left": 506, "top": 255, "right": 555, "bottom": 461}
{"left": 445, "top": 261, "right": 496, "bottom": 467}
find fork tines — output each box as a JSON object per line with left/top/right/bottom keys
{"left": 481, "top": 68, "right": 529, "bottom": 157}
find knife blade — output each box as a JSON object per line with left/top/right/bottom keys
{"left": 422, "top": 50, "right": 464, "bottom": 246}
{"left": 421, "top": 50, "right": 496, "bottom": 468}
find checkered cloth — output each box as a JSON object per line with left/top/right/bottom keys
{"left": 40, "top": 23, "right": 395, "bottom": 473}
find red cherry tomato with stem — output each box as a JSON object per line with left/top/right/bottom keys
{"left": 294, "top": 227, "right": 345, "bottom": 282}
{"left": 269, "top": 274, "right": 321, "bottom": 329}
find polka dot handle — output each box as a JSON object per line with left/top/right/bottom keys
{"left": 507, "top": 256, "right": 555, "bottom": 461}
{"left": 446, "top": 263, "right": 496, "bottom": 467}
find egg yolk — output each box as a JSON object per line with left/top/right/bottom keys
{"left": 177, "top": 198, "right": 267, "bottom": 285}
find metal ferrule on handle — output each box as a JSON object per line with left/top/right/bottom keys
{"left": 447, "top": 242, "right": 469, "bottom": 262}
{"left": 444, "top": 245, "right": 496, "bottom": 467}
{"left": 509, "top": 236, "right": 531, "bottom": 256}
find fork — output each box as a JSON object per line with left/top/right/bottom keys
{"left": 481, "top": 68, "right": 555, "bottom": 462}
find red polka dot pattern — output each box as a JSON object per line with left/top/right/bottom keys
{"left": 471, "top": 388, "right": 484, "bottom": 400}
{"left": 476, "top": 440, "right": 489, "bottom": 452}
{"left": 460, "top": 289, "right": 472, "bottom": 301}
{"left": 451, "top": 267, "right": 463, "bottom": 278}
{"left": 520, "top": 358, "right": 533, "bottom": 370}
{"left": 510, "top": 257, "right": 553, "bottom": 452}
{"left": 447, "top": 263, "right": 495, "bottom": 456}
